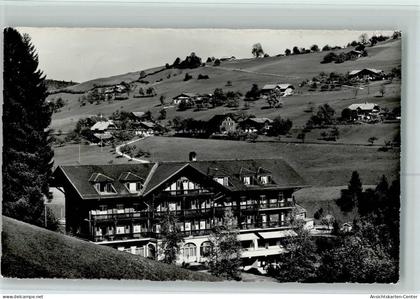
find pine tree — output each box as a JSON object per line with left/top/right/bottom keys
{"left": 3, "top": 28, "right": 56, "bottom": 228}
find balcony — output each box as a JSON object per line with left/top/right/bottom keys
{"left": 258, "top": 201, "right": 293, "bottom": 210}
{"left": 160, "top": 189, "right": 213, "bottom": 197}
{"left": 93, "top": 232, "right": 150, "bottom": 242}
{"left": 91, "top": 211, "right": 149, "bottom": 222}
{"left": 240, "top": 221, "right": 288, "bottom": 230}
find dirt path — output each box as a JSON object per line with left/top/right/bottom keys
{"left": 115, "top": 136, "right": 150, "bottom": 163}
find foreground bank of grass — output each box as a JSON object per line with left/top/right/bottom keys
{"left": 1, "top": 216, "right": 220, "bottom": 281}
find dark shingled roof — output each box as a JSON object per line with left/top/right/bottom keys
{"left": 53, "top": 159, "right": 307, "bottom": 200}
{"left": 54, "top": 164, "right": 155, "bottom": 199}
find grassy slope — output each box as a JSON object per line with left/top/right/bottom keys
{"left": 1, "top": 216, "right": 220, "bottom": 281}
{"left": 49, "top": 39, "right": 401, "bottom": 133}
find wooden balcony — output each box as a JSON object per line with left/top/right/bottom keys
{"left": 91, "top": 211, "right": 149, "bottom": 222}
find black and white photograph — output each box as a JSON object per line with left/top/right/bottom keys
{"left": 2, "top": 27, "right": 401, "bottom": 283}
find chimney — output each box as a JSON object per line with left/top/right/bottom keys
{"left": 189, "top": 151, "right": 197, "bottom": 162}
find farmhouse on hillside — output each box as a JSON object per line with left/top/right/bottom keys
{"left": 260, "top": 84, "right": 295, "bottom": 96}
{"left": 90, "top": 120, "right": 118, "bottom": 133}
{"left": 348, "top": 68, "right": 384, "bottom": 81}
{"left": 345, "top": 102, "right": 381, "bottom": 121}
{"left": 347, "top": 50, "right": 363, "bottom": 59}
{"left": 207, "top": 114, "right": 238, "bottom": 134}
{"left": 240, "top": 117, "right": 274, "bottom": 133}
{"left": 172, "top": 93, "right": 198, "bottom": 105}
{"left": 52, "top": 158, "right": 311, "bottom": 266}
{"left": 133, "top": 121, "right": 162, "bottom": 136}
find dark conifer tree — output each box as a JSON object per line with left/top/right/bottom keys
{"left": 3, "top": 28, "right": 55, "bottom": 228}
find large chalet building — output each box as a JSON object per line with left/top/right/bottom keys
{"left": 52, "top": 158, "right": 310, "bottom": 265}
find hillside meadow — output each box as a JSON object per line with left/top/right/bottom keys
{"left": 48, "top": 39, "right": 401, "bottom": 135}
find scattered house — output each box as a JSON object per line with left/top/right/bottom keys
{"left": 92, "top": 132, "right": 114, "bottom": 144}
{"left": 346, "top": 102, "right": 381, "bottom": 121}
{"left": 261, "top": 84, "right": 295, "bottom": 96}
{"left": 90, "top": 120, "right": 118, "bottom": 133}
{"left": 240, "top": 117, "right": 273, "bottom": 133}
{"left": 348, "top": 50, "right": 363, "bottom": 59}
{"left": 114, "top": 84, "right": 128, "bottom": 93}
{"left": 348, "top": 68, "right": 384, "bottom": 80}
{"left": 207, "top": 114, "right": 238, "bottom": 134}
{"left": 172, "top": 93, "right": 198, "bottom": 105}
{"left": 52, "top": 158, "right": 311, "bottom": 265}
{"left": 133, "top": 121, "right": 162, "bottom": 136}
{"left": 130, "top": 112, "right": 147, "bottom": 121}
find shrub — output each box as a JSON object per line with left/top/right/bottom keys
{"left": 183, "top": 73, "right": 193, "bottom": 81}
{"left": 197, "top": 74, "right": 209, "bottom": 80}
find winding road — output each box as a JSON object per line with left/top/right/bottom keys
{"left": 115, "top": 136, "right": 150, "bottom": 163}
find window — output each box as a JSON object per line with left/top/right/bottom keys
{"left": 95, "top": 182, "right": 116, "bottom": 194}
{"left": 168, "top": 202, "right": 177, "bottom": 211}
{"left": 183, "top": 243, "right": 197, "bottom": 258}
{"left": 125, "top": 182, "right": 142, "bottom": 193}
{"left": 99, "top": 204, "right": 107, "bottom": 211}
{"left": 116, "top": 226, "right": 125, "bottom": 234}
{"left": 259, "top": 176, "right": 269, "bottom": 185}
{"left": 200, "top": 241, "right": 213, "bottom": 257}
{"left": 214, "top": 177, "right": 224, "bottom": 185}
{"left": 243, "top": 176, "right": 251, "bottom": 185}
{"left": 133, "top": 224, "right": 141, "bottom": 233}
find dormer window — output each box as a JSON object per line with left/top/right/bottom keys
{"left": 214, "top": 176, "right": 229, "bottom": 186}
{"left": 95, "top": 182, "right": 117, "bottom": 194}
{"left": 259, "top": 175, "right": 270, "bottom": 185}
{"left": 243, "top": 176, "right": 251, "bottom": 185}
{"left": 119, "top": 172, "right": 144, "bottom": 194}
{"left": 125, "top": 182, "right": 142, "bottom": 193}
{"left": 89, "top": 172, "right": 117, "bottom": 195}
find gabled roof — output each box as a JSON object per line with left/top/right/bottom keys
{"left": 173, "top": 93, "right": 197, "bottom": 99}
{"left": 239, "top": 167, "right": 255, "bottom": 176}
{"left": 349, "top": 68, "right": 383, "bottom": 76}
{"left": 52, "top": 159, "right": 307, "bottom": 200}
{"left": 277, "top": 84, "right": 295, "bottom": 90}
{"left": 90, "top": 120, "right": 116, "bottom": 131}
{"left": 257, "top": 167, "right": 272, "bottom": 174}
{"left": 53, "top": 164, "right": 156, "bottom": 199}
{"left": 248, "top": 117, "right": 273, "bottom": 124}
{"left": 140, "top": 121, "right": 157, "bottom": 129}
{"left": 207, "top": 114, "right": 238, "bottom": 127}
{"left": 261, "top": 84, "right": 294, "bottom": 91}
{"left": 131, "top": 112, "right": 145, "bottom": 118}
{"left": 89, "top": 173, "right": 114, "bottom": 183}
{"left": 348, "top": 103, "right": 379, "bottom": 111}
{"left": 93, "top": 132, "right": 113, "bottom": 140}
{"left": 261, "top": 84, "right": 278, "bottom": 90}
{"left": 118, "top": 172, "right": 144, "bottom": 182}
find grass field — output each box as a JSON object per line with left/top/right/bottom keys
{"left": 132, "top": 136, "right": 399, "bottom": 187}
{"left": 1, "top": 216, "right": 220, "bottom": 280}
{"left": 54, "top": 136, "right": 399, "bottom": 188}
{"left": 49, "top": 39, "right": 401, "bottom": 135}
